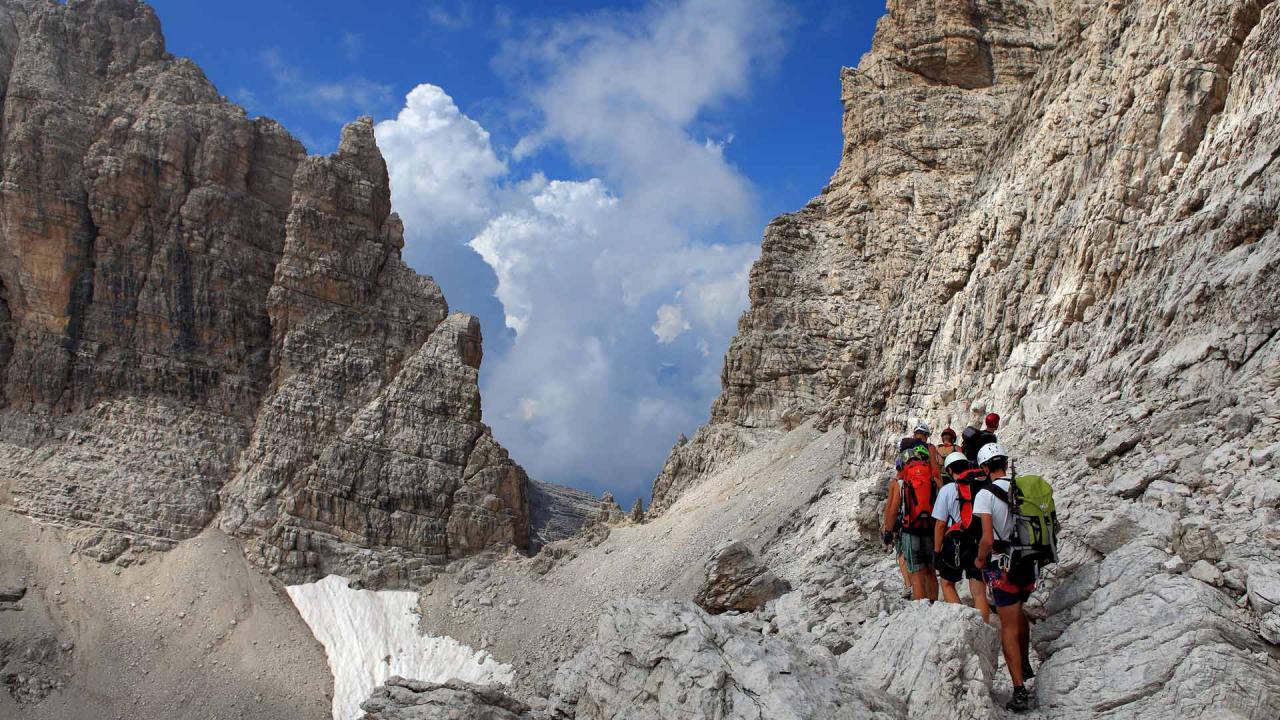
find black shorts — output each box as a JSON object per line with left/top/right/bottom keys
{"left": 936, "top": 532, "right": 981, "bottom": 583}
{"left": 938, "top": 561, "right": 982, "bottom": 583}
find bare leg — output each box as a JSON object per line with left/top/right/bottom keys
{"left": 940, "top": 579, "right": 961, "bottom": 604}
{"left": 910, "top": 569, "right": 930, "bottom": 600}
{"left": 970, "top": 579, "right": 991, "bottom": 623}
{"left": 1019, "top": 606, "right": 1032, "bottom": 665}
{"left": 997, "top": 603, "right": 1025, "bottom": 687}
{"left": 897, "top": 553, "right": 910, "bottom": 590}
{"left": 925, "top": 570, "right": 939, "bottom": 601}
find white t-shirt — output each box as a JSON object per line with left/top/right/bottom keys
{"left": 931, "top": 483, "right": 962, "bottom": 525}
{"left": 973, "top": 478, "right": 1016, "bottom": 541}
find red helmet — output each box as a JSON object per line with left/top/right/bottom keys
{"left": 985, "top": 412, "right": 1000, "bottom": 430}
{"left": 941, "top": 427, "right": 956, "bottom": 441}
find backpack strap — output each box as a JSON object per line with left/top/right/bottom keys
{"left": 985, "top": 483, "right": 1010, "bottom": 505}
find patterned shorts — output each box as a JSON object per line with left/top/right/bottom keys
{"left": 898, "top": 532, "right": 934, "bottom": 572}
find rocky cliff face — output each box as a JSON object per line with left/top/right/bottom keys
{"left": 0, "top": 0, "right": 529, "bottom": 586}
{"left": 653, "top": 0, "right": 1279, "bottom": 519}
{"left": 637, "top": 0, "right": 1280, "bottom": 716}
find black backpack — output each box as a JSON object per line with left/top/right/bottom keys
{"left": 961, "top": 427, "right": 997, "bottom": 463}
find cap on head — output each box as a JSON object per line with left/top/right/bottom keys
{"left": 976, "top": 442, "right": 1009, "bottom": 467}
{"left": 913, "top": 422, "right": 931, "bottom": 436}
{"left": 985, "top": 412, "right": 1000, "bottom": 430}
{"left": 944, "top": 451, "right": 968, "bottom": 471}
{"left": 941, "top": 427, "right": 956, "bottom": 441}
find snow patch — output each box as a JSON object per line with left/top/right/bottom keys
{"left": 286, "top": 575, "right": 513, "bottom": 720}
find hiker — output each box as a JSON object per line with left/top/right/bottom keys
{"left": 883, "top": 472, "right": 913, "bottom": 598}
{"left": 911, "top": 422, "right": 943, "bottom": 485}
{"left": 961, "top": 418, "right": 998, "bottom": 464}
{"left": 883, "top": 436, "right": 938, "bottom": 601}
{"left": 973, "top": 443, "right": 1036, "bottom": 713}
{"left": 931, "top": 452, "right": 991, "bottom": 622}
{"left": 937, "top": 427, "right": 959, "bottom": 481}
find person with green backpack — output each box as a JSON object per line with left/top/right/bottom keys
{"left": 973, "top": 442, "right": 1057, "bottom": 713}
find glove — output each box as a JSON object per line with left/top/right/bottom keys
{"left": 881, "top": 531, "right": 894, "bottom": 547}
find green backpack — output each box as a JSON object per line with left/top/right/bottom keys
{"left": 987, "top": 474, "right": 1059, "bottom": 567}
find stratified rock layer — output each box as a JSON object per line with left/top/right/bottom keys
{"left": 527, "top": 480, "right": 598, "bottom": 553}
{"left": 0, "top": 0, "right": 528, "bottom": 586}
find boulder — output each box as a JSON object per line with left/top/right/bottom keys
{"left": 1107, "top": 470, "right": 1155, "bottom": 499}
{"left": 361, "top": 678, "right": 531, "bottom": 720}
{"left": 1247, "top": 564, "right": 1280, "bottom": 615}
{"left": 0, "top": 584, "right": 27, "bottom": 602}
{"left": 1086, "top": 431, "right": 1142, "bottom": 468}
{"left": 838, "top": 602, "right": 1000, "bottom": 720}
{"left": 695, "top": 541, "right": 792, "bottom": 614}
{"left": 1188, "top": 560, "right": 1223, "bottom": 587}
{"left": 545, "top": 599, "right": 902, "bottom": 720}
{"left": 1174, "top": 518, "right": 1225, "bottom": 563}
{"left": 1037, "top": 542, "right": 1280, "bottom": 719}
{"left": 1260, "top": 610, "right": 1280, "bottom": 646}
{"left": 1083, "top": 504, "right": 1180, "bottom": 555}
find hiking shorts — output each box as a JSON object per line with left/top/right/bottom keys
{"left": 936, "top": 533, "right": 981, "bottom": 583}
{"left": 898, "top": 532, "right": 934, "bottom": 572}
{"left": 983, "top": 559, "right": 1036, "bottom": 607}
{"left": 938, "top": 560, "right": 982, "bottom": 583}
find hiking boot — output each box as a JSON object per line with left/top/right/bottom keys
{"left": 1006, "top": 685, "right": 1031, "bottom": 713}
{"left": 1022, "top": 657, "right": 1035, "bottom": 680}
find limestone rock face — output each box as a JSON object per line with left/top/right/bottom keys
{"left": 1037, "top": 540, "right": 1280, "bottom": 719}
{"left": 0, "top": 0, "right": 530, "bottom": 586}
{"left": 527, "top": 480, "right": 599, "bottom": 553}
{"left": 543, "top": 599, "right": 903, "bottom": 720}
{"left": 694, "top": 541, "right": 791, "bottom": 614}
{"left": 640, "top": 0, "right": 1280, "bottom": 718}
{"left": 650, "top": 0, "right": 1280, "bottom": 523}
{"left": 838, "top": 602, "right": 1001, "bottom": 720}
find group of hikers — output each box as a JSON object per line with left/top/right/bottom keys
{"left": 880, "top": 413, "right": 1058, "bottom": 713}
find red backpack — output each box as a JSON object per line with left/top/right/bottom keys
{"left": 898, "top": 441, "right": 937, "bottom": 535}
{"left": 949, "top": 467, "right": 989, "bottom": 536}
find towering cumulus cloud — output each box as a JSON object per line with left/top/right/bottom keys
{"left": 377, "top": 0, "right": 781, "bottom": 498}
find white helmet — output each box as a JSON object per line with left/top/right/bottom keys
{"left": 976, "top": 443, "right": 1009, "bottom": 467}
{"left": 913, "top": 422, "right": 931, "bottom": 436}
{"left": 944, "top": 451, "right": 968, "bottom": 470}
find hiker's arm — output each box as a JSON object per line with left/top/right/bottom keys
{"left": 976, "top": 513, "right": 994, "bottom": 568}
{"left": 882, "top": 480, "right": 900, "bottom": 533}
{"left": 934, "top": 516, "right": 945, "bottom": 554}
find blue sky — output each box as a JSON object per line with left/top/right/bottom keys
{"left": 150, "top": 0, "right": 881, "bottom": 505}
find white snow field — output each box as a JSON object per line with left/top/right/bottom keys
{"left": 286, "top": 575, "right": 514, "bottom": 720}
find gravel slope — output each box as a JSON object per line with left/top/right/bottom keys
{"left": 415, "top": 421, "right": 845, "bottom": 694}
{"left": 0, "top": 509, "right": 331, "bottom": 720}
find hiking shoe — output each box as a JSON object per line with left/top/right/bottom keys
{"left": 1006, "top": 685, "right": 1031, "bottom": 713}
{"left": 1022, "top": 657, "right": 1035, "bottom": 680}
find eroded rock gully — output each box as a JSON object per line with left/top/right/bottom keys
{"left": 0, "top": 0, "right": 532, "bottom": 587}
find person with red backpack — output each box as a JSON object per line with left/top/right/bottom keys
{"left": 882, "top": 434, "right": 939, "bottom": 601}
{"left": 931, "top": 452, "right": 991, "bottom": 622}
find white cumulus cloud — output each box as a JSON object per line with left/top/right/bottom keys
{"left": 652, "top": 304, "right": 691, "bottom": 344}
{"left": 378, "top": 0, "right": 781, "bottom": 499}
{"left": 376, "top": 84, "right": 508, "bottom": 240}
